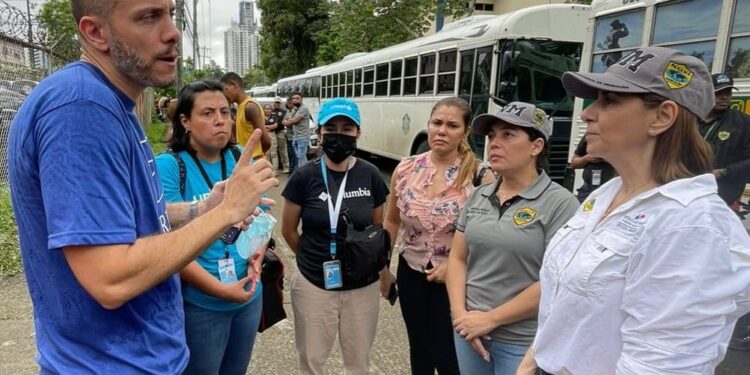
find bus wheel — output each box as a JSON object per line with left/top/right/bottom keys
{"left": 415, "top": 139, "right": 430, "bottom": 155}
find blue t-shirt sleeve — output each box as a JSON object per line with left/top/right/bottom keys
{"left": 155, "top": 153, "right": 183, "bottom": 203}
{"left": 38, "top": 100, "right": 137, "bottom": 249}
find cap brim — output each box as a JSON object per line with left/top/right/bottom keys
{"left": 714, "top": 84, "right": 739, "bottom": 92}
{"left": 563, "top": 71, "right": 650, "bottom": 99}
{"left": 318, "top": 113, "right": 360, "bottom": 127}
{"left": 471, "top": 114, "right": 500, "bottom": 136}
{"left": 471, "top": 113, "right": 539, "bottom": 137}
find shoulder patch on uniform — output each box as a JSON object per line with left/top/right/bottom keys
{"left": 718, "top": 131, "right": 731, "bottom": 141}
{"left": 513, "top": 207, "right": 537, "bottom": 226}
{"left": 583, "top": 198, "right": 596, "bottom": 212}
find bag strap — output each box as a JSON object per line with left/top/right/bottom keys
{"left": 165, "top": 149, "right": 187, "bottom": 199}
{"left": 229, "top": 145, "right": 242, "bottom": 162}
{"left": 473, "top": 164, "right": 491, "bottom": 187}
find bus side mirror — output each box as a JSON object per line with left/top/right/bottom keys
{"left": 500, "top": 50, "right": 520, "bottom": 77}
{"left": 495, "top": 81, "right": 516, "bottom": 104}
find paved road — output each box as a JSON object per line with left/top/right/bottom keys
{"left": 1, "top": 153, "right": 749, "bottom": 374}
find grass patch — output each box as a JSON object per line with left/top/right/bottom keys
{"left": 0, "top": 186, "right": 22, "bottom": 276}
{"left": 147, "top": 119, "right": 169, "bottom": 155}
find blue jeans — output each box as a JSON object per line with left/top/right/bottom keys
{"left": 454, "top": 333, "right": 528, "bottom": 375}
{"left": 182, "top": 296, "right": 263, "bottom": 375}
{"left": 292, "top": 138, "right": 308, "bottom": 168}
{"left": 287, "top": 139, "right": 297, "bottom": 173}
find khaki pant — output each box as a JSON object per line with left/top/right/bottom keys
{"left": 291, "top": 267, "right": 380, "bottom": 375}
{"left": 276, "top": 132, "right": 290, "bottom": 171}
{"left": 267, "top": 133, "right": 279, "bottom": 168}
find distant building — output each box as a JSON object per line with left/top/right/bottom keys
{"left": 224, "top": 1, "right": 261, "bottom": 75}
{"left": 239, "top": 1, "right": 255, "bottom": 27}
{"left": 0, "top": 37, "right": 26, "bottom": 66}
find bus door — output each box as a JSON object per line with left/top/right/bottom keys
{"left": 458, "top": 46, "right": 493, "bottom": 159}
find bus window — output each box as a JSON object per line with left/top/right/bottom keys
{"left": 321, "top": 76, "right": 328, "bottom": 99}
{"left": 390, "top": 60, "right": 402, "bottom": 96}
{"left": 354, "top": 69, "right": 362, "bottom": 97}
{"left": 376, "top": 63, "right": 389, "bottom": 96}
{"left": 338, "top": 72, "right": 346, "bottom": 97}
{"left": 727, "top": 0, "right": 750, "bottom": 77}
{"left": 404, "top": 57, "right": 418, "bottom": 95}
{"left": 332, "top": 73, "right": 339, "bottom": 97}
{"left": 496, "top": 40, "right": 580, "bottom": 114}
{"left": 312, "top": 77, "right": 321, "bottom": 98}
{"left": 346, "top": 70, "right": 354, "bottom": 97}
{"left": 438, "top": 49, "right": 457, "bottom": 94}
{"left": 420, "top": 53, "right": 436, "bottom": 95}
{"left": 473, "top": 48, "right": 491, "bottom": 101}
{"left": 651, "top": 0, "right": 719, "bottom": 70}
{"left": 329, "top": 75, "right": 335, "bottom": 98}
{"left": 459, "top": 49, "right": 475, "bottom": 96}
{"left": 363, "top": 67, "right": 374, "bottom": 96}
{"left": 592, "top": 10, "right": 645, "bottom": 72}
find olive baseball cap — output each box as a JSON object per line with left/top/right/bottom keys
{"left": 562, "top": 46, "right": 713, "bottom": 119}
{"left": 472, "top": 101, "right": 551, "bottom": 140}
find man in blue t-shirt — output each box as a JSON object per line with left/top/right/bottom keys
{"left": 6, "top": 1, "right": 278, "bottom": 373}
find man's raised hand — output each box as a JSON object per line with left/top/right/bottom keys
{"left": 219, "top": 129, "right": 279, "bottom": 224}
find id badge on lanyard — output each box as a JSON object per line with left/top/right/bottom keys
{"left": 218, "top": 249, "right": 238, "bottom": 284}
{"left": 320, "top": 157, "right": 351, "bottom": 289}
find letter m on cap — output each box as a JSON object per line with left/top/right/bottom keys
{"left": 617, "top": 50, "right": 656, "bottom": 72}
{"left": 502, "top": 103, "right": 526, "bottom": 117}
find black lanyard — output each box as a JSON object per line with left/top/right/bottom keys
{"left": 187, "top": 151, "right": 227, "bottom": 190}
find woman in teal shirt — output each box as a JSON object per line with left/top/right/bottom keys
{"left": 155, "top": 80, "right": 263, "bottom": 375}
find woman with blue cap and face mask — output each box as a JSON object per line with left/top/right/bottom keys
{"left": 281, "top": 98, "right": 390, "bottom": 375}
{"left": 517, "top": 47, "right": 750, "bottom": 375}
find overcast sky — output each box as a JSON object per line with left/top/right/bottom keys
{"left": 12, "top": 0, "right": 253, "bottom": 70}
{"left": 190, "top": 0, "right": 258, "bottom": 69}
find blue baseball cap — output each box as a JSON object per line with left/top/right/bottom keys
{"left": 318, "top": 98, "right": 361, "bottom": 127}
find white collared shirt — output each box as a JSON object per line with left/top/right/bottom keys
{"left": 534, "top": 174, "right": 750, "bottom": 375}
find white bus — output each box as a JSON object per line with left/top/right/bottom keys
{"left": 571, "top": 0, "right": 750, "bottom": 221}
{"left": 295, "top": 4, "right": 589, "bottom": 185}
{"left": 247, "top": 83, "right": 277, "bottom": 99}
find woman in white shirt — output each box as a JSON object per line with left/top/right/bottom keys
{"left": 518, "top": 46, "right": 750, "bottom": 375}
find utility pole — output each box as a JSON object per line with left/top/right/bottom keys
{"left": 193, "top": 0, "right": 199, "bottom": 70}
{"left": 26, "top": 0, "right": 35, "bottom": 68}
{"left": 175, "top": 0, "right": 184, "bottom": 92}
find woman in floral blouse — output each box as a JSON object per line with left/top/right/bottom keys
{"left": 383, "top": 97, "right": 492, "bottom": 375}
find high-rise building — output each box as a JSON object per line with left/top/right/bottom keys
{"left": 224, "top": 1, "right": 261, "bottom": 75}
{"left": 239, "top": 1, "right": 255, "bottom": 27}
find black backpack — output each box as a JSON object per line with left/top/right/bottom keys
{"left": 165, "top": 146, "right": 242, "bottom": 199}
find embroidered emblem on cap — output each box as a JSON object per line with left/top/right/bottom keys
{"left": 663, "top": 61, "right": 693, "bottom": 89}
{"left": 513, "top": 207, "right": 537, "bottom": 226}
{"left": 718, "top": 131, "right": 731, "bottom": 141}
{"left": 583, "top": 198, "right": 596, "bottom": 212}
{"left": 533, "top": 108, "right": 547, "bottom": 127}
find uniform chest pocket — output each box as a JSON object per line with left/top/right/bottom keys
{"left": 544, "top": 217, "right": 586, "bottom": 273}
{"left": 562, "top": 230, "right": 633, "bottom": 296}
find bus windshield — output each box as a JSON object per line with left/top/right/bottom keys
{"left": 496, "top": 40, "right": 582, "bottom": 116}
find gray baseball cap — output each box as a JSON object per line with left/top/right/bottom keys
{"left": 472, "top": 101, "right": 551, "bottom": 140}
{"left": 562, "top": 46, "right": 713, "bottom": 119}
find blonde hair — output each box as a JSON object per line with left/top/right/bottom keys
{"left": 429, "top": 97, "right": 479, "bottom": 187}
{"left": 642, "top": 94, "right": 713, "bottom": 184}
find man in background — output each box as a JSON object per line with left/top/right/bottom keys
{"left": 221, "top": 72, "right": 272, "bottom": 159}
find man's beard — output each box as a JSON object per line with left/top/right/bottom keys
{"left": 111, "top": 36, "right": 175, "bottom": 88}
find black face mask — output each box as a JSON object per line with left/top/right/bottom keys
{"left": 322, "top": 133, "right": 357, "bottom": 163}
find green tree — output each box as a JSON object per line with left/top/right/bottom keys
{"left": 37, "top": 0, "right": 80, "bottom": 68}
{"left": 243, "top": 67, "right": 271, "bottom": 89}
{"left": 257, "top": 0, "right": 330, "bottom": 81}
{"left": 316, "top": 0, "right": 471, "bottom": 65}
